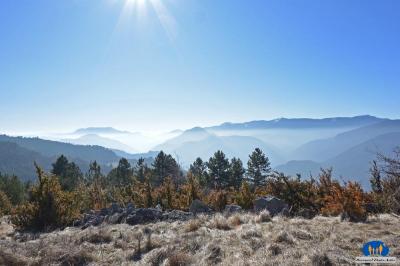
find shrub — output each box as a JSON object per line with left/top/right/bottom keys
{"left": 0, "top": 190, "right": 12, "bottom": 216}
{"left": 206, "top": 190, "right": 228, "bottom": 211}
{"left": 11, "top": 164, "right": 81, "bottom": 231}
{"left": 321, "top": 181, "right": 367, "bottom": 222}
{"left": 236, "top": 182, "right": 254, "bottom": 210}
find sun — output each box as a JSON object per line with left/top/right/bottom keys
{"left": 116, "top": 0, "right": 177, "bottom": 41}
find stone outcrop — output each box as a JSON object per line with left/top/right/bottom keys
{"left": 253, "top": 197, "right": 289, "bottom": 216}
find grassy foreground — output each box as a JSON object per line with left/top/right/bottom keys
{"left": 0, "top": 213, "right": 399, "bottom": 265}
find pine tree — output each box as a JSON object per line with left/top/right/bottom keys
{"left": 107, "top": 158, "right": 133, "bottom": 187}
{"left": 52, "top": 155, "right": 83, "bottom": 191}
{"left": 136, "top": 158, "right": 147, "bottom": 182}
{"left": 207, "top": 150, "right": 230, "bottom": 189}
{"left": 247, "top": 148, "right": 271, "bottom": 187}
{"left": 152, "top": 151, "right": 181, "bottom": 186}
{"left": 229, "top": 158, "right": 245, "bottom": 189}
{"left": 189, "top": 157, "right": 208, "bottom": 187}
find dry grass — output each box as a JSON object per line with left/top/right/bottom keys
{"left": 0, "top": 213, "right": 399, "bottom": 265}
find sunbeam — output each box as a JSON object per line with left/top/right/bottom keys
{"left": 113, "top": 0, "right": 178, "bottom": 42}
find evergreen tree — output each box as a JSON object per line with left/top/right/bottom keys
{"left": 247, "top": 148, "right": 271, "bottom": 188}
{"left": 135, "top": 157, "right": 147, "bottom": 183}
{"left": 207, "top": 150, "right": 230, "bottom": 189}
{"left": 370, "top": 160, "right": 383, "bottom": 194}
{"left": 86, "top": 161, "right": 103, "bottom": 184}
{"left": 107, "top": 158, "right": 133, "bottom": 187}
{"left": 229, "top": 157, "right": 245, "bottom": 189}
{"left": 0, "top": 173, "right": 25, "bottom": 205}
{"left": 52, "top": 155, "right": 83, "bottom": 191}
{"left": 152, "top": 151, "right": 180, "bottom": 186}
{"left": 189, "top": 157, "right": 208, "bottom": 187}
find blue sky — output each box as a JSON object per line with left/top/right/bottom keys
{"left": 0, "top": 0, "right": 399, "bottom": 133}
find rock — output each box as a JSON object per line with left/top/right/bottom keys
{"left": 296, "top": 208, "right": 317, "bottom": 219}
{"left": 280, "top": 208, "right": 290, "bottom": 217}
{"left": 340, "top": 211, "right": 367, "bottom": 223}
{"left": 99, "top": 208, "right": 109, "bottom": 216}
{"left": 107, "top": 213, "right": 124, "bottom": 224}
{"left": 224, "top": 205, "right": 242, "bottom": 214}
{"left": 162, "top": 210, "right": 193, "bottom": 221}
{"left": 189, "top": 200, "right": 212, "bottom": 214}
{"left": 82, "top": 215, "right": 104, "bottom": 229}
{"left": 126, "top": 208, "right": 163, "bottom": 225}
{"left": 253, "top": 196, "right": 289, "bottom": 216}
{"left": 111, "top": 203, "right": 122, "bottom": 214}
{"left": 364, "top": 202, "right": 382, "bottom": 214}
{"left": 72, "top": 219, "right": 82, "bottom": 227}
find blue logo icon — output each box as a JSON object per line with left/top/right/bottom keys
{"left": 362, "top": 241, "right": 389, "bottom": 256}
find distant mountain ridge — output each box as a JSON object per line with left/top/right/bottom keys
{"left": 277, "top": 131, "right": 400, "bottom": 188}
{"left": 292, "top": 120, "right": 400, "bottom": 161}
{"left": 207, "top": 115, "right": 384, "bottom": 130}
{"left": 63, "top": 134, "right": 138, "bottom": 153}
{"left": 73, "top": 127, "right": 131, "bottom": 135}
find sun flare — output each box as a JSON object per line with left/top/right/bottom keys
{"left": 116, "top": 0, "right": 177, "bottom": 41}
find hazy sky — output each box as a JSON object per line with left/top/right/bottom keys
{"left": 1, "top": 0, "right": 399, "bottom": 134}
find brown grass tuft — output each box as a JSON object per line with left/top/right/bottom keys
{"left": 80, "top": 230, "right": 112, "bottom": 244}
{"left": 185, "top": 219, "right": 202, "bottom": 232}
{"left": 274, "top": 231, "right": 295, "bottom": 245}
{"left": 228, "top": 214, "right": 242, "bottom": 227}
{"left": 210, "top": 215, "right": 231, "bottom": 231}
{"left": 167, "top": 251, "right": 192, "bottom": 266}
{"left": 255, "top": 210, "right": 271, "bottom": 223}
{"left": 267, "top": 244, "right": 282, "bottom": 256}
{"left": 0, "top": 250, "right": 30, "bottom": 266}
{"left": 311, "top": 253, "right": 333, "bottom": 266}
{"left": 58, "top": 250, "right": 94, "bottom": 266}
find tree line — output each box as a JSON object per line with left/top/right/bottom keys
{"left": 1, "top": 147, "right": 399, "bottom": 231}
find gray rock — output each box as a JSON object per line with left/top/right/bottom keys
{"left": 111, "top": 203, "right": 122, "bottom": 214}
{"left": 98, "top": 208, "right": 109, "bottom": 216}
{"left": 162, "top": 210, "right": 193, "bottom": 221}
{"left": 82, "top": 215, "right": 104, "bottom": 229}
{"left": 189, "top": 199, "right": 212, "bottom": 214}
{"left": 280, "top": 207, "right": 290, "bottom": 217}
{"left": 253, "top": 196, "right": 289, "bottom": 216}
{"left": 340, "top": 211, "right": 367, "bottom": 223}
{"left": 224, "top": 205, "right": 242, "bottom": 214}
{"left": 126, "top": 208, "right": 163, "bottom": 225}
{"left": 107, "top": 213, "right": 124, "bottom": 224}
{"left": 296, "top": 208, "right": 317, "bottom": 219}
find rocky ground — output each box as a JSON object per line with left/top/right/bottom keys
{"left": 1, "top": 213, "right": 399, "bottom": 265}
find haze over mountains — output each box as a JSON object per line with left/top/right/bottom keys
{"left": 1, "top": 115, "right": 399, "bottom": 188}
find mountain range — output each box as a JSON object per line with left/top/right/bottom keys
{"left": 1, "top": 115, "right": 399, "bottom": 189}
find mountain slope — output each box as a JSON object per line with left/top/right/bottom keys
{"left": 276, "top": 132, "right": 400, "bottom": 189}
{"left": 0, "top": 142, "right": 52, "bottom": 181}
{"left": 292, "top": 120, "right": 400, "bottom": 161}
{"left": 0, "top": 135, "right": 119, "bottom": 164}
{"left": 63, "top": 134, "right": 137, "bottom": 153}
